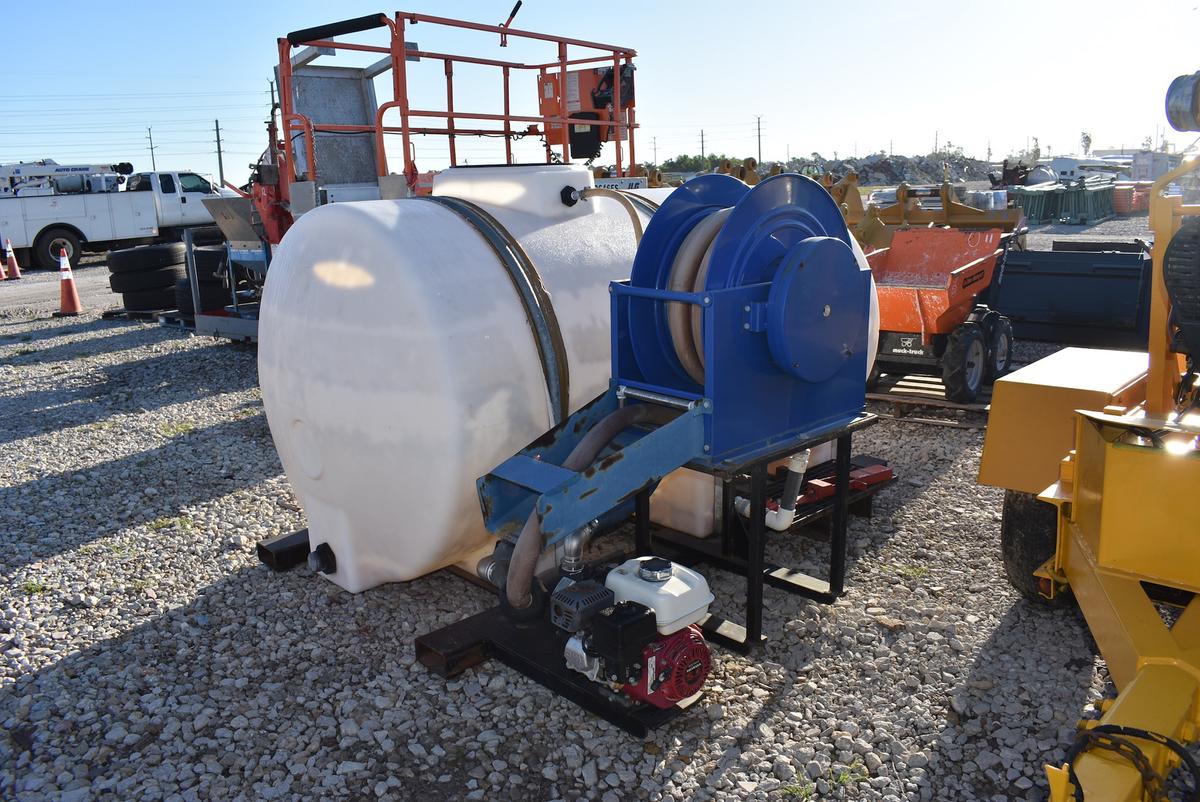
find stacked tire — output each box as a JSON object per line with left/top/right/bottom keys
{"left": 107, "top": 243, "right": 188, "bottom": 312}
{"left": 174, "top": 246, "right": 229, "bottom": 315}
{"left": 106, "top": 242, "right": 228, "bottom": 314}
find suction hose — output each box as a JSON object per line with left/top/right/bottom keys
{"left": 504, "top": 403, "right": 679, "bottom": 611}
{"left": 666, "top": 207, "right": 732, "bottom": 384}
{"left": 575, "top": 187, "right": 645, "bottom": 244}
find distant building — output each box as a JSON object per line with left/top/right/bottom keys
{"left": 1130, "top": 150, "right": 1182, "bottom": 182}
{"left": 1047, "top": 156, "right": 1128, "bottom": 181}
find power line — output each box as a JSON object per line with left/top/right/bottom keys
{"left": 0, "top": 90, "right": 269, "bottom": 100}
{"left": 0, "top": 105, "right": 268, "bottom": 118}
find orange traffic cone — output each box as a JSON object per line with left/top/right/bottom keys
{"left": 52, "top": 247, "right": 82, "bottom": 317}
{"left": 4, "top": 239, "right": 21, "bottom": 280}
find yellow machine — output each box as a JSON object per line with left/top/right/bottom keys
{"left": 818, "top": 170, "right": 1024, "bottom": 250}
{"left": 978, "top": 73, "right": 1200, "bottom": 801}
{"left": 713, "top": 157, "right": 762, "bottom": 185}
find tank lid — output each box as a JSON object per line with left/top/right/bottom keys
{"left": 638, "top": 557, "right": 674, "bottom": 582}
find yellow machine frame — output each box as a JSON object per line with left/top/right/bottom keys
{"left": 980, "top": 156, "right": 1200, "bottom": 801}
{"left": 817, "top": 171, "right": 1024, "bottom": 249}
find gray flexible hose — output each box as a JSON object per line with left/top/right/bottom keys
{"left": 505, "top": 403, "right": 679, "bottom": 609}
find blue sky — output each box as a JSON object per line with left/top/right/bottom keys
{"left": 5, "top": 0, "right": 1198, "bottom": 185}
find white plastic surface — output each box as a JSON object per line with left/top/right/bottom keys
{"left": 258, "top": 165, "right": 651, "bottom": 592}
{"left": 432, "top": 164, "right": 594, "bottom": 219}
{"left": 605, "top": 557, "right": 714, "bottom": 635}
{"left": 649, "top": 468, "right": 716, "bottom": 537}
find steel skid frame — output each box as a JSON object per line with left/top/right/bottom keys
{"left": 415, "top": 414, "right": 889, "bottom": 736}
{"left": 633, "top": 415, "right": 884, "bottom": 654}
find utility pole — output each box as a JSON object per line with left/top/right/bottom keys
{"left": 889, "top": 139, "right": 893, "bottom": 156}
{"left": 700, "top": 129, "right": 705, "bottom": 159}
{"left": 214, "top": 119, "right": 225, "bottom": 185}
{"left": 147, "top": 127, "right": 157, "bottom": 170}
{"left": 652, "top": 137, "right": 657, "bottom": 166}
{"left": 934, "top": 130, "right": 938, "bottom": 155}
{"left": 786, "top": 144, "right": 790, "bottom": 162}
{"left": 756, "top": 116, "right": 762, "bottom": 164}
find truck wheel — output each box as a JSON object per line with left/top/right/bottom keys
{"left": 35, "top": 228, "right": 81, "bottom": 269}
{"left": 108, "top": 243, "right": 186, "bottom": 274}
{"left": 941, "top": 323, "right": 986, "bottom": 403}
{"left": 987, "top": 317, "right": 1014, "bottom": 381}
{"left": 1000, "top": 490, "right": 1070, "bottom": 607}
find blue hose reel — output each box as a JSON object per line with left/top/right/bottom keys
{"left": 615, "top": 172, "right": 871, "bottom": 459}
{"left": 479, "top": 173, "right": 872, "bottom": 546}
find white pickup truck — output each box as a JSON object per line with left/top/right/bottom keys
{"left": 0, "top": 170, "right": 235, "bottom": 268}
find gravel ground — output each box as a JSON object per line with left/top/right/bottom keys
{"left": 0, "top": 246, "right": 1153, "bottom": 801}
{"left": 2, "top": 254, "right": 119, "bottom": 318}
{"left": 1025, "top": 212, "right": 1151, "bottom": 251}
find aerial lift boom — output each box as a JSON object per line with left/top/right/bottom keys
{"left": 0, "top": 159, "right": 134, "bottom": 197}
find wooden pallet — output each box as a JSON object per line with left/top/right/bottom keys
{"left": 866, "top": 372, "right": 992, "bottom": 412}
{"left": 157, "top": 311, "right": 195, "bottom": 330}
{"left": 101, "top": 307, "right": 177, "bottom": 321}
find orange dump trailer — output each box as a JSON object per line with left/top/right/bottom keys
{"left": 865, "top": 227, "right": 1014, "bottom": 402}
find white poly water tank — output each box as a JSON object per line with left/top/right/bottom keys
{"left": 259, "top": 165, "right": 652, "bottom": 592}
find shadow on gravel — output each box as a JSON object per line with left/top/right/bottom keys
{"left": 0, "top": 413, "right": 275, "bottom": 575}
{"left": 0, "top": 322, "right": 150, "bottom": 364}
{"left": 0, "top": 318, "right": 116, "bottom": 337}
{"left": 0, "top": 565, "right": 535, "bottom": 801}
{"left": 924, "top": 601, "right": 1095, "bottom": 801}
{"left": 0, "top": 344, "right": 257, "bottom": 448}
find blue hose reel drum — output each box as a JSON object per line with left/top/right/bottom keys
{"left": 614, "top": 173, "right": 871, "bottom": 463}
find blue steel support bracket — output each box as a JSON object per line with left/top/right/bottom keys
{"left": 488, "top": 457, "right": 580, "bottom": 496}
{"left": 477, "top": 391, "right": 621, "bottom": 539}
{"left": 535, "top": 404, "right": 708, "bottom": 546}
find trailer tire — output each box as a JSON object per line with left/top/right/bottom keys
{"left": 174, "top": 277, "right": 229, "bottom": 315}
{"left": 108, "top": 243, "right": 186, "bottom": 274}
{"left": 193, "top": 246, "right": 227, "bottom": 281}
{"left": 1000, "top": 490, "right": 1071, "bottom": 607}
{"left": 941, "top": 323, "right": 986, "bottom": 403}
{"left": 109, "top": 265, "right": 186, "bottom": 293}
{"left": 34, "top": 227, "right": 81, "bottom": 269}
{"left": 867, "top": 362, "right": 883, "bottom": 390}
{"left": 121, "top": 286, "right": 176, "bottom": 312}
{"left": 987, "top": 316, "right": 1014, "bottom": 381}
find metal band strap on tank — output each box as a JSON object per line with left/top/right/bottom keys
{"left": 416, "top": 196, "right": 571, "bottom": 425}
{"left": 619, "top": 191, "right": 660, "bottom": 218}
